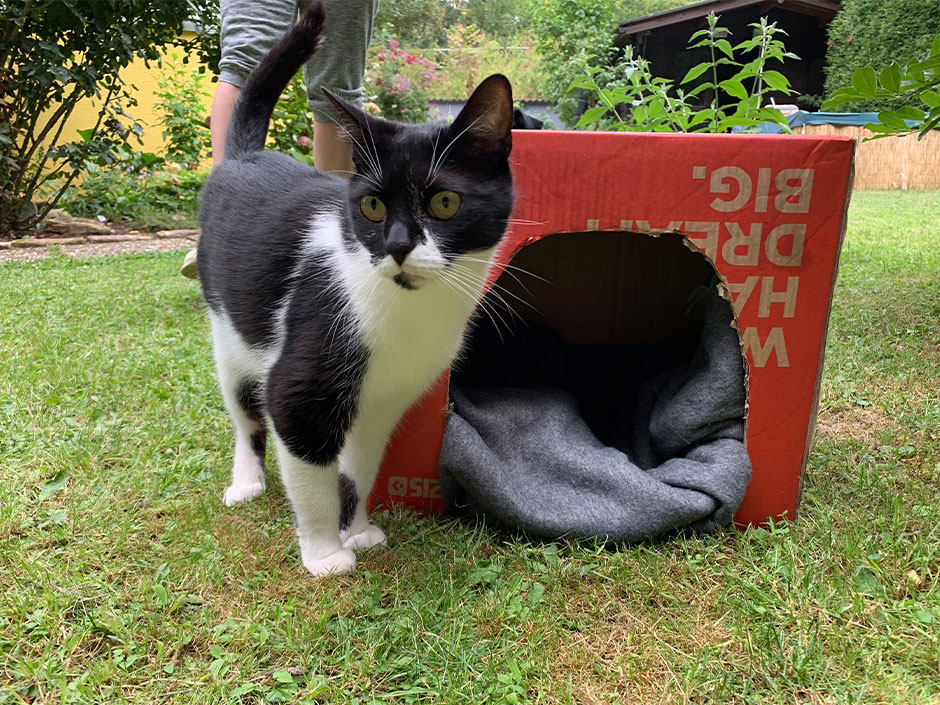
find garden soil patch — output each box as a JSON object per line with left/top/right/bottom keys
{"left": 815, "top": 404, "right": 895, "bottom": 446}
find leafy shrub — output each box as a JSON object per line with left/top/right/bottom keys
{"left": 49, "top": 152, "right": 207, "bottom": 225}
{"left": 530, "top": 0, "right": 620, "bottom": 126}
{"left": 373, "top": 0, "right": 452, "bottom": 49}
{"left": 154, "top": 55, "right": 211, "bottom": 169}
{"left": 824, "top": 0, "right": 940, "bottom": 111}
{"left": 570, "top": 13, "right": 795, "bottom": 133}
{"left": 435, "top": 25, "right": 546, "bottom": 101}
{"left": 365, "top": 39, "right": 442, "bottom": 122}
{"left": 822, "top": 34, "right": 940, "bottom": 139}
{"left": 0, "top": 0, "right": 216, "bottom": 235}
{"left": 268, "top": 74, "right": 315, "bottom": 163}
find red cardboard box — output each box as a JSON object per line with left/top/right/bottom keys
{"left": 369, "top": 130, "right": 855, "bottom": 527}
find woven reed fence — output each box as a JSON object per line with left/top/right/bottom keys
{"left": 797, "top": 124, "right": 940, "bottom": 190}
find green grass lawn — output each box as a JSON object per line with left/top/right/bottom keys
{"left": 1, "top": 190, "right": 938, "bottom": 704}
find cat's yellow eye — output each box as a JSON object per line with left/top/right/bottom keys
{"left": 428, "top": 190, "right": 462, "bottom": 220}
{"left": 359, "top": 195, "right": 387, "bottom": 222}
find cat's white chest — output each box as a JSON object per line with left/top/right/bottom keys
{"left": 355, "top": 276, "right": 476, "bottom": 408}
{"left": 312, "top": 217, "right": 492, "bottom": 412}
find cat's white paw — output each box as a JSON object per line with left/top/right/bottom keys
{"left": 341, "top": 523, "right": 387, "bottom": 551}
{"left": 302, "top": 548, "right": 357, "bottom": 577}
{"left": 223, "top": 481, "right": 265, "bottom": 506}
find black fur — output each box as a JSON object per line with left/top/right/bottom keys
{"left": 250, "top": 430, "right": 267, "bottom": 466}
{"left": 338, "top": 474, "right": 358, "bottom": 532}
{"left": 235, "top": 379, "right": 267, "bottom": 464}
{"left": 512, "top": 108, "right": 544, "bottom": 130}
{"left": 264, "top": 284, "right": 369, "bottom": 464}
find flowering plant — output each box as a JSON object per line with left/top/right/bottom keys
{"left": 364, "top": 39, "right": 441, "bottom": 123}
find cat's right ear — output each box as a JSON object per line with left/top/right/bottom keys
{"left": 322, "top": 88, "right": 372, "bottom": 157}
{"left": 449, "top": 74, "right": 513, "bottom": 160}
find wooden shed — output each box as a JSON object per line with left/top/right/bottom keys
{"left": 616, "top": 0, "right": 842, "bottom": 109}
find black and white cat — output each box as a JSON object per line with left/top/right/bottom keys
{"left": 198, "top": 2, "right": 514, "bottom": 576}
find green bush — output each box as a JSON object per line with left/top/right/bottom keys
{"left": 824, "top": 0, "right": 940, "bottom": 111}
{"left": 530, "top": 0, "right": 620, "bottom": 127}
{"left": 364, "top": 40, "right": 442, "bottom": 122}
{"left": 154, "top": 56, "right": 211, "bottom": 169}
{"left": 48, "top": 153, "right": 207, "bottom": 226}
{"left": 823, "top": 34, "right": 940, "bottom": 139}
{"left": 434, "top": 25, "right": 546, "bottom": 101}
{"left": 0, "top": 0, "right": 216, "bottom": 235}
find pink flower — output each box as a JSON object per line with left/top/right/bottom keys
{"left": 405, "top": 55, "right": 416, "bottom": 64}
{"left": 388, "top": 39, "right": 399, "bottom": 49}
{"left": 392, "top": 74, "right": 411, "bottom": 93}
{"left": 297, "top": 135, "right": 311, "bottom": 148}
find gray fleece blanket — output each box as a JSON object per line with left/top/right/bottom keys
{"left": 438, "top": 286, "right": 751, "bottom": 542}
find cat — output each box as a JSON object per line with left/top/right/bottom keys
{"left": 197, "top": 1, "right": 515, "bottom": 577}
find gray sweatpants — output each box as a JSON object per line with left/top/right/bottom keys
{"left": 218, "top": 0, "right": 379, "bottom": 122}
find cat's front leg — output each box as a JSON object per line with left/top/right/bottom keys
{"left": 338, "top": 408, "right": 404, "bottom": 551}
{"left": 273, "top": 433, "right": 356, "bottom": 577}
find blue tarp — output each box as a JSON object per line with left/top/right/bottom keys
{"left": 788, "top": 110, "right": 881, "bottom": 127}
{"left": 759, "top": 110, "right": 882, "bottom": 133}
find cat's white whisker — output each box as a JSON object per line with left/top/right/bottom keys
{"left": 459, "top": 256, "right": 555, "bottom": 288}
{"left": 428, "top": 114, "right": 485, "bottom": 183}
{"left": 506, "top": 218, "right": 548, "bottom": 227}
{"left": 435, "top": 272, "right": 512, "bottom": 344}
{"left": 446, "top": 271, "right": 529, "bottom": 334}
{"left": 426, "top": 125, "right": 444, "bottom": 183}
{"left": 447, "top": 262, "right": 539, "bottom": 319}
{"left": 333, "top": 121, "right": 383, "bottom": 185}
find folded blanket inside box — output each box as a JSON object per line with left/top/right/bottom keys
{"left": 439, "top": 285, "right": 752, "bottom": 542}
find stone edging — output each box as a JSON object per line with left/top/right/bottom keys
{"left": 0, "top": 229, "right": 200, "bottom": 250}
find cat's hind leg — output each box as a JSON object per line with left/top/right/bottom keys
{"left": 220, "top": 377, "right": 268, "bottom": 506}
{"left": 209, "top": 314, "right": 268, "bottom": 506}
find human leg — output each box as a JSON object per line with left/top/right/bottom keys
{"left": 312, "top": 120, "right": 354, "bottom": 175}
{"left": 304, "top": 0, "right": 379, "bottom": 175}
{"left": 210, "top": 82, "right": 241, "bottom": 166}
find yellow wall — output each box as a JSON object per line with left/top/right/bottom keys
{"left": 61, "top": 31, "right": 214, "bottom": 161}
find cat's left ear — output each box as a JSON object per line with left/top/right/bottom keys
{"left": 449, "top": 74, "right": 513, "bottom": 159}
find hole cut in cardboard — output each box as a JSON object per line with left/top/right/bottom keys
{"left": 462, "top": 228, "right": 747, "bottom": 434}
{"left": 491, "top": 230, "right": 729, "bottom": 346}
{"left": 441, "top": 229, "right": 752, "bottom": 539}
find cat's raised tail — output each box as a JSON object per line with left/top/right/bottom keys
{"left": 224, "top": 1, "right": 326, "bottom": 160}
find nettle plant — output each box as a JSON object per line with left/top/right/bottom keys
{"left": 822, "top": 34, "right": 940, "bottom": 140}
{"left": 569, "top": 13, "right": 796, "bottom": 133}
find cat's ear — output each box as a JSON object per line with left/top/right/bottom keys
{"left": 449, "top": 74, "right": 513, "bottom": 159}
{"left": 322, "top": 88, "right": 374, "bottom": 157}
